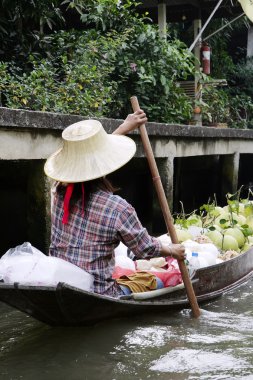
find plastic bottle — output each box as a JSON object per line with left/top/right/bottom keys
{"left": 189, "top": 252, "right": 200, "bottom": 270}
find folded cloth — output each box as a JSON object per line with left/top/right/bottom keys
{"left": 113, "top": 260, "right": 182, "bottom": 288}
{"left": 116, "top": 271, "right": 157, "bottom": 293}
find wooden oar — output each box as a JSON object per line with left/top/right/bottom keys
{"left": 130, "top": 96, "right": 201, "bottom": 318}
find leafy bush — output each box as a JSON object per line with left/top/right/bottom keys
{"left": 0, "top": 30, "right": 118, "bottom": 116}
{"left": 1, "top": 0, "right": 253, "bottom": 128}
{"left": 200, "top": 84, "right": 253, "bottom": 129}
{"left": 1, "top": 23, "right": 195, "bottom": 122}
{"left": 228, "top": 94, "right": 253, "bottom": 129}
{"left": 201, "top": 86, "right": 231, "bottom": 125}
{"left": 104, "top": 24, "right": 195, "bottom": 122}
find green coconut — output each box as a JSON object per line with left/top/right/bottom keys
{"left": 187, "top": 214, "right": 202, "bottom": 227}
{"left": 210, "top": 206, "right": 224, "bottom": 217}
{"left": 175, "top": 228, "right": 193, "bottom": 242}
{"left": 224, "top": 227, "right": 245, "bottom": 248}
{"left": 215, "top": 212, "right": 240, "bottom": 229}
{"left": 243, "top": 203, "right": 253, "bottom": 217}
{"left": 214, "top": 214, "right": 230, "bottom": 229}
{"left": 222, "top": 205, "right": 230, "bottom": 213}
{"left": 246, "top": 215, "right": 253, "bottom": 230}
{"left": 237, "top": 214, "right": 246, "bottom": 226}
{"left": 238, "top": 203, "right": 246, "bottom": 215}
{"left": 222, "top": 235, "right": 239, "bottom": 252}
{"left": 241, "top": 243, "right": 252, "bottom": 253}
{"left": 206, "top": 230, "right": 223, "bottom": 249}
{"left": 212, "top": 224, "right": 222, "bottom": 232}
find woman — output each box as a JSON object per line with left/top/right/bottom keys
{"left": 44, "top": 111, "right": 185, "bottom": 297}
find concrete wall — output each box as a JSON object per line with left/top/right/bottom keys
{"left": 1, "top": 107, "right": 253, "bottom": 159}
{"left": 1, "top": 107, "right": 253, "bottom": 255}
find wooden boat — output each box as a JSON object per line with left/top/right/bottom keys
{"left": 0, "top": 247, "right": 253, "bottom": 326}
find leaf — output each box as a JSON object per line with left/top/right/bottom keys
{"left": 241, "top": 224, "right": 249, "bottom": 228}
{"left": 242, "top": 227, "right": 253, "bottom": 237}
{"left": 160, "top": 74, "right": 167, "bottom": 86}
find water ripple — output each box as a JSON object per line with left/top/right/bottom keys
{"left": 150, "top": 348, "right": 252, "bottom": 379}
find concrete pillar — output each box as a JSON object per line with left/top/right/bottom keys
{"left": 44, "top": 176, "right": 53, "bottom": 254}
{"left": 158, "top": 3, "right": 167, "bottom": 39}
{"left": 193, "top": 18, "right": 203, "bottom": 126}
{"left": 27, "top": 161, "right": 51, "bottom": 254}
{"left": 152, "top": 156, "right": 174, "bottom": 234}
{"left": 247, "top": 26, "right": 253, "bottom": 57}
{"left": 220, "top": 152, "right": 240, "bottom": 197}
{"left": 160, "top": 156, "right": 174, "bottom": 211}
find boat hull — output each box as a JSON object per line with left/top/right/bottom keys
{"left": 0, "top": 248, "right": 252, "bottom": 326}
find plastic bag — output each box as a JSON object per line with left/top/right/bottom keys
{"left": 157, "top": 233, "right": 172, "bottom": 245}
{"left": 114, "top": 242, "right": 128, "bottom": 257}
{"left": 136, "top": 257, "right": 167, "bottom": 271}
{"left": 183, "top": 240, "right": 218, "bottom": 266}
{"left": 1, "top": 242, "right": 44, "bottom": 260}
{"left": 0, "top": 242, "right": 94, "bottom": 292}
{"left": 114, "top": 255, "right": 136, "bottom": 271}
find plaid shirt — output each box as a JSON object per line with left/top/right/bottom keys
{"left": 49, "top": 185, "right": 161, "bottom": 297}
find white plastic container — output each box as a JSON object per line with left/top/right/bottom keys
{"left": 188, "top": 252, "right": 208, "bottom": 270}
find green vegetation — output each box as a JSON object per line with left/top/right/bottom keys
{"left": 198, "top": 18, "right": 253, "bottom": 129}
{"left": 173, "top": 187, "right": 253, "bottom": 255}
{"left": 0, "top": 1, "right": 253, "bottom": 127}
{"left": 0, "top": 0, "right": 195, "bottom": 123}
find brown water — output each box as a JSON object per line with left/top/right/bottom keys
{"left": 0, "top": 279, "right": 253, "bottom": 380}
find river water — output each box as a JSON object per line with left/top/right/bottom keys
{"left": 0, "top": 278, "right": 253, "bottom": 380}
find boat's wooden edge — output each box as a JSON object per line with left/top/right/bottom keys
{"left": 0, "top": 247, "right": 252, "bottom": 310}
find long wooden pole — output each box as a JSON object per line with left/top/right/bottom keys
{"left": 130, "top": 96, "right": 201, "bottom": 318}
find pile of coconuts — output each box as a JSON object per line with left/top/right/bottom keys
{"left": 173, "top": 190, "right": 253, "bottom": 261}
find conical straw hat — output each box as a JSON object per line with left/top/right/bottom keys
{"left": 239, "top": 0, "right": 253, "bottom": 22}
{"left": 44, "top": 120, "right": 136, "bottom": 182}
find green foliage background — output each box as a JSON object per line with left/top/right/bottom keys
{"left": 0, "top": 0, "right": 195, "bottom": 123}
{"left": 0, "top": 0, "right": 253, "bottom": 127}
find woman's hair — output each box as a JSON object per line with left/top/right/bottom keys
{"left": 83, "top": 177, "right": 119, "bottom": 197}
{"left": 57, "top": 177, "right": 119, "bottom": 201}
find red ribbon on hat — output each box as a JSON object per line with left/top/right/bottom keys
{"left": 62, "top": 183, "right": 86, "bottom": 224}
{"left": 62, "top": 183, "right": 74, "bottom": 224}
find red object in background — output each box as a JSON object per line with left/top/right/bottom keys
{"left": 201, "top": 42, "right": 211, "bottom": 75}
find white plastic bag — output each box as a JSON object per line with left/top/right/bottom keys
{"left": 183, "top": 240, "right": 218, "bottom": 267}
{"left": 0, "top": 242, "right": 94, "bottom": 292}
{"left": 114, "top": 242, "right": 128, "bottom": 257}
{"left": 136, "top": 257, "right": 167, "bottom": 271}
{"left": 0, "top": 242, "right": 43, "bottom": 283}
{"left": 114, "top": 255, "right": 135, "bottom": 271}
{"left": 187, "top": 226, "right": 207, "bottom": 238}
{"left": 1, "top": 242, "right": 44, "bottom": 260}
{"left": 157, "top": 233, "right": 172, "bottom": 245}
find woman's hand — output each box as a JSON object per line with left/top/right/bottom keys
{"left": 113, "top": 109, "right": 147, "bottom": 135}
{"left": 161, "top": 243, "right": 186, "bottom": 261}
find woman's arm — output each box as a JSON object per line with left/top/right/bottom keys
{"left": 112, "top": 110, "right": 147, "bottom": 135}
{"left": 160, "top": 243, "right": 186, "bottom": 261}
{"left": 117, "top": 201, "right": 186, "bottom": 261}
